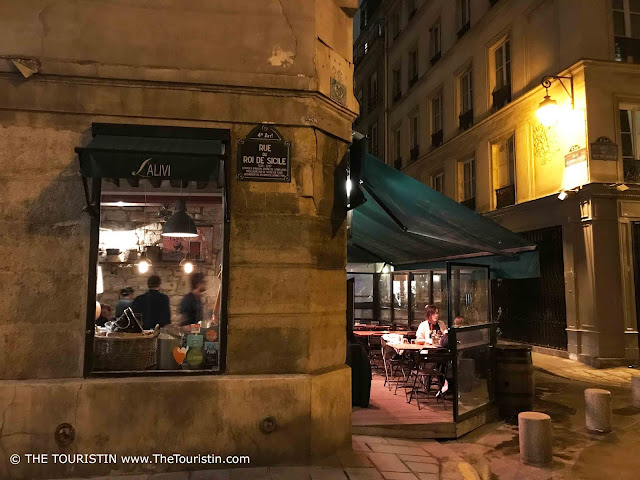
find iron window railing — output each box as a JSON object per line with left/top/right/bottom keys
{"left": 492, "top": 84, "right": 511, "bottom": 111}
{"left": 495, "top": 184, "right": 515, "bottom": 209}
{"left": 430, "top": 51, "right": 441, "bottom": 66}
{"left": 409, "top": 74, "right": 418, "bottom": 87}
{"left": 457, "top": 21, "right": 470, "bottom": 39}
{"left": 394, "top": 157, "right": 403, "bottom": 170}
{"left": 461, "top": 197, "right": 476, "bottom": 210}
{"left": 393, "top": 90, "right": 401, "bottom": 103}
{"left": 431, "top": 129, "right": 443, "bottom": 148}
{"left": 624, "top": 159, "right": 640, "bottom": 182}
{"left": 459, "top": 109, "right": 473, "bottom": 131}
{"left": 410, "top": 146, "right": 420, "bottom": 162}
{"left": 615, "top": 36, "right": 640, "bottom": 64}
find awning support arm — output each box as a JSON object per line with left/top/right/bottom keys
{"left": 79, "top": 172, "right": 99, "bottom": 218}
{"left": 360, "top": 184, "right": 408, "bottom": 232}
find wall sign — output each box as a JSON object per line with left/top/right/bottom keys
{"left": 565, "top": 146, "right": 587, "bottom": 167}
{"left": 237, "top": 125, "right": 291, "bottom": 182}
{"left": 591, "top": 136, "right": 618, "bottom": 161}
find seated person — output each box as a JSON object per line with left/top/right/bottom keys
{"left": 115, "top": 287, "right": 134, "bottom": 318}
{"left": 95, "top": 303, "right": 113, "bottom": 327}
{"left": 416, "top": 305, "right": 442, "bottom": 344}
{"left": 438, "top": 316, "right": 465, "bottom": 349}
{"left": 131, "top": 275, "right": 171, "bottom": 330}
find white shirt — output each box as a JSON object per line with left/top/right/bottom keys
{"left": 416, "top": 320, "right": 434, "bottom": 344}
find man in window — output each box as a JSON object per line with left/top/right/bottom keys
{"left": 179, "top": 272, "right": 207, "bottom": 326}
{"left": 131, "top": 275, "right": 171, "bottom": 330}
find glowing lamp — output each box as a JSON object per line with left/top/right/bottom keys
{"left": 536, "top": 95, "right": 559, "bottom": 127}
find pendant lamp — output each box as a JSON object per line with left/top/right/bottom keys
{"left": 162, "top": 199, "right": 198, "bottom": 238}
{"left": 135, "top": 252, "right": 152, "bottom": 274}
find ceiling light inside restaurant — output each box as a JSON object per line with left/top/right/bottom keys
{"left": 162, "top": 199, "right": 199, "bottom": 238}
{"left": 135, "top": 252, "right": 152, "bottom": 274}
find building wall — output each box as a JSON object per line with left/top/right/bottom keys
{"left": 0, "top": 1, "right": 358, "bottom": 477}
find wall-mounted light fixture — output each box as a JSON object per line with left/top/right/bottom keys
{"left": 557, "top": 187, "right": 580, "bottom": 201}
{"left": 537, "top": 74, "right": 574, "bottom": 127}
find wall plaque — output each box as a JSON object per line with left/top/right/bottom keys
{"left": 591, "top": 136, "right": 618, "bottom": 161}
{"left": 237, "top": 125, "right": 291, "bottom": 182}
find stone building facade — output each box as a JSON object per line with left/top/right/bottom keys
{"left": 365, "top": 0, "right": 640, "bottom": 366}
{"left": 0, "top": 1, "right": 358, "bottom": 478}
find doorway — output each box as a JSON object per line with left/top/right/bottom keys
{"left": 631, "top": 222, "right": 640, "bottom": 353}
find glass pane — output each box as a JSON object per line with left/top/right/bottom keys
{"left": 632, "top": 0, "right": 640, "bottom": 12}
{"left": 379, "top": 273, "right": 392, "bottom": 321}
{"left": 613, "top": 0, "right": 624, "bottom": 9}
{"left": 347, "top": 274, "right": 374, "bottom": 323}
{"left": 411, "top": 273, "right": 431, "bottom": 326}
{"left": 392, "top": 274, "right": 409, "bottom": 325}
{"left": 431, "top": 270, "right": 448, "bottom": 324}
{"left": 632, "top": 13, "right": 640, "bottom": 38}
{"left": 457, "top": 343, "right": 492, "bottom": 416}
{"left": 449, "top": 265, "right": 489, "bottom": 326}
{"left": 614, "top": 11, "right": 626, "bottom": 36}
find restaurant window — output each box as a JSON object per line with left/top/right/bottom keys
{"left": 379, "top": 273, "right": 392, "bottom": 321}
{"left": 408, "top": 47, "right": 419, "bottom": 86}
{"left": 394, "top": 127, "right": 402, "bottom": 169}
{"left": 390, "top": 10, "right": 401, "bottom": 39}
{"left": 459, "top": 67, "right": 473, "bottom": 130}
{"left": 392, "top": 67, "right": 402, "bottom": 102}
{"left": 492, "top": 134, "right": 516, "bottom": 208}
{"left": 369, "top": 122, "right": 379, "bottom": 156}
{"left": 458, "top": 0, "right": 471, "bottom": 37}
{"left": 431, "top": 93, "right": 443, "bottom": 148}
{"left": 369, "top": 72, "right": 378, "bottom": 108}
{"left": 431, "top": 269, "right": 448, "bottom": 326}
{"left": 411, "top": 273, "right": 430, "bottom": 327}
{"left": 620, "top": 108, "right": 640, "bottom": 182}
{"left": 392, "top": 273, "right": 409, "bottom": 325}
{"left": 432, "top": 172, "right": 444, "bottom": 194}
{"left": 77, "top": 124, "right": 229, "bottom": 375}
{"left": 347, "top": 273, "right": 374, "bottom": 322}
{"left": 492, "top": 38, "right": 511, "bottom": 110}
{"left": 430, "top": 21, "right": 442, "bottom": 64}
{"left": 460, "top": 157, "right": 476, "bottom": 209}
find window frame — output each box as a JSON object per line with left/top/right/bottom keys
{"left": 392, "top": 66, "right": 402, "bottom": 100}
{"left": 430, "top": 20, "right": 442, "bottom": 60}
{"left": 494, "top": 38, "right": 511, "bottom": 91}
{"left": 369, "top": 72, "right": 378, "bottom": 106}
{"left": 459, "top": 0, "right": 471, "bottom": 29}
{"left": 613, "top": 0, "right": 640, "bottom": 38}
{"left": 460, "top": 157, "right": 476, "bottom": 201}
{"left": 432, "top": 172, "right": 444, "bottom": 194}
{"left": 394, "top": 126, "right": 402, "bottom": 163}
{"left": 390, "top": 9, "right": 401, "bottom": 39}
{"left": 369, "top": 122, "right": 379, "bottom": 156}
{"left": 460, "top": 67, "right": 473, "bottom": 115}
{"left": 431, "top": 93, "right": 444, "bottom": 134}
{"left": 408, "top": 47, "right": 419, "bottom": 84}
{"left": 410, "top": 113, "right": 419, "bottom": 149}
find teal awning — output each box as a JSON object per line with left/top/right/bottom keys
{"left": 75, "top": 126, "right": 226, "bottom": 182}
{"left": 348, "top": 154, "right": 539, "bottom": 279}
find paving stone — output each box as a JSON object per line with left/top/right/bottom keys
{"left": 416, "top": 474, "right": 439, "bottom": 480}
{"left": 380, "top": 472, "right": 419, "bottom": 480}
{"left": 336, "top": 450, "right": 374, "bottom": 468}
{"left": 366, "top": 452, "right": 409, "bottom": 473}
{"left": 383, "top": 438, "right": 420, "bottom": 446}
{"left": 354, "top": 435, "right": 389, "bottom": 444}
{"left": 353, "top": 439, "right": 372, "bottom": 452}
{"left": 344, "top": 468, "right": 384, "bottom": 480}
{"left": 405, "top": 462, "right": 439, "bottom": 474}
{"left": 269, "top": 466, "right": 311, "bottom": 480}
{"left": 368, "top": 444, "right": 428, "bottom": 456}
{"left": 397, "top": 454, "right": 438, "bottom": 465}
{"left": 310, "top": 456, "right": 343, "bottom": 468}
{"left": 191, "top": 470, "right": 231, "bottom": 480}
{"left": 308, "top": 466, "right": 349, "bottom": 480}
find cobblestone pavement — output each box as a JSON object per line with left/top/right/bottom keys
{"left": 46, "top": 366, "right": 640, "bottom": 480}
{"left": 532, "top": 352, "right": 640, "bottom": 387}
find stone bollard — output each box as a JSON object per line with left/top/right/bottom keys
{"left": 518, "top": 411, "right": 553, "bottom": 466}
{"left": 584, "top": 388, "right": 612, "bottom": 433}
{"left": 632, "top": 377, "right": 640, "bottom": 409}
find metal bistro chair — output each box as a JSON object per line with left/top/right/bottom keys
{"left": 381, "top": 338, "right": 407, "bottom": 393}
{"left": 407, "top": 348, "right": 451, "bottom": 410}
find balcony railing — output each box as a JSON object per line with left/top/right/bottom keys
{"left": 409, "top": 8, "right": 417, "bottom": 20}
{"left": 430, "top": 51, "right": 441, "bottom": 66}
{"left": 392, "top": 90, "right": 401, "bottom": 103}
{"left": 457, "top": 22, "right": 470, "bottom": 39}
{"left": 624, "top": 159, "right": 640, "bottom": 183}
{"left": 492, "top": 84, "right": 511, "bottom": 111}
{"left": 495, "top": 184, "right": 515, "bottom": 209}
{"left": 410, "top": 145, "right": 420, "bottom": 162}
{"left": 394, "top": 157, "right": 403, "bottom": 170}
{"left": 431, "top": 129, "right": 443, "bottom": 148}
{"left": 409, "top": 73, "right": 418, "bottom": 87}
{"left": 459, "top": 109, "right": 473, "bottom": 131}
{"left": 615, "top": 36, "right": 640, "bottom": 64}
{"left": 461, "top": 197, "right": 476, "bottom": 210}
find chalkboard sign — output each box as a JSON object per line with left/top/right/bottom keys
{"left": 591, "top": 137, "right": 618, "bottom": 161}
{"left": 237, "top": 125, "right": 291, "bottom": 182}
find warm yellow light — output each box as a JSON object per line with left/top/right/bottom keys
{"left": 183, "top": 261, "right": 194, "bottom": 274}
{"left": 536, "top": 95, "right": 559, "bottom": 127}
{"left": 137, "top": 259, "right": 150, "bottom": 274}
{"left": 558, "top": 190, "right": 568, "bottom": 201}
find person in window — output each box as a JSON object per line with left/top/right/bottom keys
{"left": 96, "top": 303, "right": 113, "bottom": 327}
{"left": 131, "top": 275, "right": 171, "bottom": 330}
{"left": 114, "top": 287, "right": 134, "bottom": 318}
{"left": 416, "top": 305, "right": 442, "bottom": 344}
{"left": 179, "top": 272, "right": 207, "bottom": 326}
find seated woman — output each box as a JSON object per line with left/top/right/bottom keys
{"left": 416, "top": 305, "right": 442, "bottom": 344}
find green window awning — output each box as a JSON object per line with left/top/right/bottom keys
{"left": 75, "top": 124, "right": 226, "bottom": 182}
{"left": 348, "top": 153, "right": 539, "bottom": 279}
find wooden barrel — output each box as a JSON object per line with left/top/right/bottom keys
{"left": 495, "top": 345, "right": 535, "bottom": 418}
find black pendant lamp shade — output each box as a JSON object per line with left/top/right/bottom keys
{"left": 162, "top": 199, "right": 198, "bottom": 237}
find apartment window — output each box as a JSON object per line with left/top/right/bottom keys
{"left": 394, "top": 127, "right": 402, "bottom": 169}
{"left": 459, "top": 68, "right": 473, "bottom": 130}
{"left": 369, "top": 72, "right": 378, "bottom": 108}
{"left": 390, "top": 11, "right": 401, "bottom": 39}
{"left": 392, "top": 67, "right": 402, "bottom": 102}
{"left": 432, "top": 172, "right": 444, "bottom": 193}
{"left": 431, "top": 94, "right": 443, "bottom": 147}
{"left": 492, "top": 39, "right": 511, "bottom": 109}
{"left": 492, "top": 134, "right": 516, "bottom": 208}
{"left": 409, "top": 48, "right": 419, "bottom": 86}
{"left": 410, "top": 114, "right": 419, "bottom": 161}
{"left": 430, "top": 21, "right": 442, "bottom": 64}
{"left": 620, "top": 108, "right": 640, "bottom": 182}
{"left": 369, "top": 123, "right": 379, "bottom": 157}
{"left": 614, "top": 0, "right": 640, "bottom": 62}
{"left": 364, "top": 42, "right": 369, "bottom": 55}
{"left": 458, "top": 0, "right": 471, "bottom": 37}
{"left": 460, "top": 158, "right": 476, "bottom": 209}
{"left": 361, "top": 6, "right": 368, "bottom": 28}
